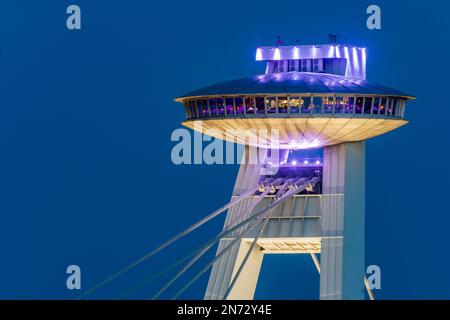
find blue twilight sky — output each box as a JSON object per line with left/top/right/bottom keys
{"left": 0, "top": 0, "right": 449, "bottom": 299}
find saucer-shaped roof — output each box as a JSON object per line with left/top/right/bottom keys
{"left": 177, "top": 72, "right": 414, "bottom": 100}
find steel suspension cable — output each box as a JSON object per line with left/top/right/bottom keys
{"left": 120, "top": 187, "right": 270, "bottom": 299}
{"left": 76, "top": 187, "right": 258, "bottom": 299}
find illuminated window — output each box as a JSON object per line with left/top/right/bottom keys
{"left": 372, "top": 97, "right": 380, "bottom": 114}
{"left": 217, "top": 98, "right": 225, "bottom": 115}
{"left": 199, "top": 99, "right": 209, "bottom": 117}
{"left": 278, "top": 96, "right": 288, "bottom": 113}
{"left": 388, "top": 98, "right": 396, "bottom": 116}
{"left": 266, "top": 97, "right": 277, "bottom": 113}
{"left": 225, "top": 97, "right": 234, "bottom": 115}
{"left": 344, "top": 97, "right": 355, "bottom": 114}
{"left": 209, "top": 98, "right": 218, "bottom": 116}
{"left": 312, "top": 97, "right": 322, "bottom": 113}
{"left": 363, "top": 97, "right": 373, "bottom": 114}
{"left": 355, "top": 97, "right": 363, "bottom": 114}
{"left": 379, "top": 97, "right": 387, "bottom": 115}
{"left": 335, "top": 97, "right": 344, "bottom": 113}
{"left": 245, "top": 97, "right": 255, "bottom": 114}
{"left": 235, "top": 97, "right": 244, "bottom": 114}
{"left": 254, "top": 96, "right": 265, "bottom": 114}
{"left": 289, "top": 97, "right": 300, "bottom": 113}
{"left": 195, "top": 99, "right": 202, "bottom": 117}
{"left": 302, "top": 97, "right": 311, "bottom": 113}
{"left": 323, "top": 96, "right": 334, "bottom": 113}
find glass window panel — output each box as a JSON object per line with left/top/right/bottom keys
{"left": 199, "top": 99, "right": 208, "bottom": 117}
{"left": 225, "top": 97, "right": 234, "bottom": 115}
{"left": 386, "top": 98, "right": 393, "bottom": 115}
{"left": 364, "top": 97, "right": 373, "bottom": 114}
{"left": 372, "top": 97, "right": 380, "bottom": 115}
{"left": 190, "top": 104, "right": 196, "bottom": 118}
{"left": 313, "top": 97, "right": 322, "bottom": 113}
{"left": 379, "top": 97, "right": 387, "bottom": 115}
{"left": 289, "top": 96, "right": 300, "bottom": 113}
{"left": 209, "top": 98, "right": 218, "bottom": 116}
{"left": 323, "top": 96, "right": 334, "bottom": 113}
{"left": 266, "top": 97, "right": 277, "bottom": 113}
{"left": 235, "top": 97, "right": 244, "bottom": 114}
{"left": 355, "top": 97, "right": 363, "bottom": 114}
{"left": 302, "top": 97, "right": 311, "bottom": 113}
{"left": 344, "top": 97, "right": 355, "bottom": 114}
{"left": 278, "top": 97, "right": 288, "bottom": 113}
{"left": 196, "top": 99, "right": 202, "bottom": 117}
{"left": 217, "top": 98, "right": 225, "bottom": 115}
{"left": 245, "top": 97, "right": 255, "bottom": 114}
{"left": 391, "top": 99, "right": 397, "bottom": 116}
{"left": 335, "top": 97, "right": 344, "bottom": 113}
{"left": 255, "top": 96, "right": 265, "bottom": 114}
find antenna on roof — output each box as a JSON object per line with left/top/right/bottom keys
{"left": 328, "top": 34, "right": 338, "bottom": 45}
{"left": 275, "top": 35, "right": 283, "bottom": 46}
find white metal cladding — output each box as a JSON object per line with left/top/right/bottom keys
{"left": 320, "top": 142, "right": 365, "bottom": 300}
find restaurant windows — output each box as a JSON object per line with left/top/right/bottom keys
{"left": 183, "top": 102, "right": 190, "bottom": 119}
{"left": 195, "top": 100, "right": 201, "bottom": 117}
{"left": 344, "top": 97, "right": 355, "bottom": 114}
{"left": 386, "top": 99, "right": 392, "bottom": 115}
{"left": 355, "top": 97, "right": 364, "bottom": 114}
{"left": 289, "top": 96, "right": 300, "bottom": 113}
{"left": 245, "top": 97, "right": 255, "bottom": 114}
{"left": 266, "top": 97, "right": 277, "bottom": 113}
{"left": 312, "top": 97, "right": 322, "bottom": 114}
{"left": 278, "top": 97, "right": 289, "bottom": 113}
{"left": 217, "top": 98, "right": 225, "bottom": 115}
{"left": 255, "top": 96, "right": 265, "bottom": 114}
{"left": 225, "top": 97, "right": 235, "bottom": 115}
{"left": 235, "top": 97, "right": 244, "bottom": 114}
{"left": 197, "top": 99, "right": 208, "bottom": 117}
{"left": 188, "top": 100, "right": 196, "bottom": 119}
{"left": 302, "top": 97, "right": 311, "bottom": 113}
{"left": 389, "top": 98, "right": 397, "bottom": 116}
{"left": 335, "top": 97, "right": 344, "bottom": 113}
{"left": 323, "top": 96, "right": 334, "bottom": 114}
{"left": 372, "top": 97, "right": 380, "bottom": 115}
{"left": 379, "top": 97, "right": 387, "bottom": 115}
{"left": 209, "top": 98, "right": 218, "bottom": 116}
{"left": 363, "top": 97, "right": 373, "bottom": 114}
{"left": 395, "top": 99, "right": 405, "bottom": 117}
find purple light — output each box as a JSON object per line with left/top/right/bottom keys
{"left": 256, "top": 48, "right": 263, "bottom": 61}
{"left": 361, "top": 47, "right": 367, "bottom": 70}
{"left": 293, "top": 46, "right": 300, "bottom": 59}
{"left": 335, "top": 45, "right": 341, "bottom": 58}
{"left": 273, "top": 48, "right": 281, "bottom": 60}
{"left": 315, "top": 160, "right": 321, "bottom": 165}
{"left": 303, "top": 160, "right": 309, "bottom": 165}
{"left": 291, "top": 160, "right": 297, "bottom": 166}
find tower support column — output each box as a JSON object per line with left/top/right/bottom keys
{"left": 320, "top": 141, "right": 365, "bottom": 299}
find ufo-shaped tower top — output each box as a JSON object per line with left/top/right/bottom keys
{"left": 176, "top": 44, "right": 414, "bottom": 149}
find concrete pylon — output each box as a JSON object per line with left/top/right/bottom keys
{"left": 204, "top": 142, "right": 365, "bottom": 300}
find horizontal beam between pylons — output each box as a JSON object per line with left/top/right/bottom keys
{"left": 76, "top": 187, "right": 259, "bottom": 299}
